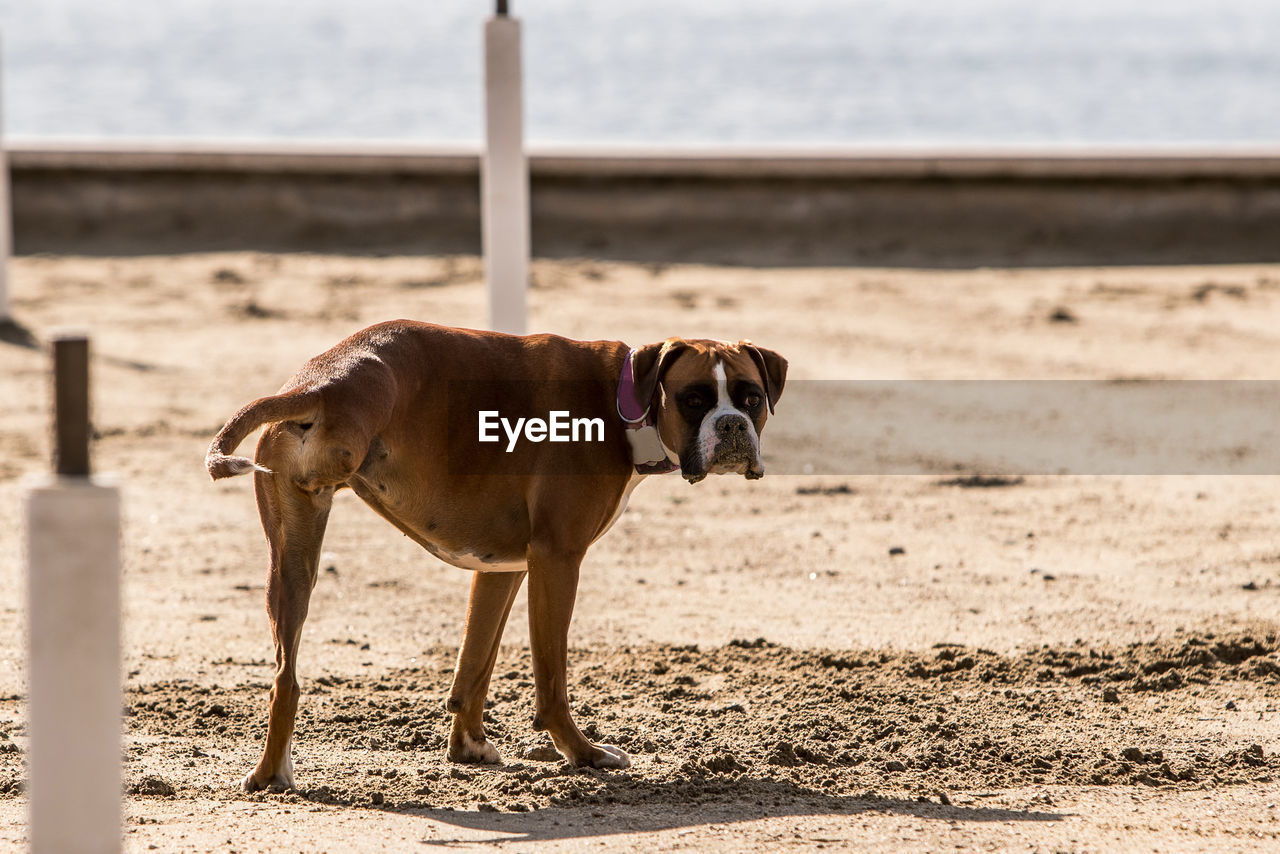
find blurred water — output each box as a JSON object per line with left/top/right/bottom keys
{"left": 1, "top": 0, "right": 1277, "bottom": 144}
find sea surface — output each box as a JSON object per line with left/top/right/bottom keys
{"left": 1, "top": 0, "right": 1277, "bottom": 145}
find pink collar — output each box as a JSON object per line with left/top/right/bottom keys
{"left": 618, "top": 349, "right": 679, "bottom": 475}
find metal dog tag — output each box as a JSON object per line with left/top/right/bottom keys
{"left": 626, "top": 424, "right": 669, "bottom": 466}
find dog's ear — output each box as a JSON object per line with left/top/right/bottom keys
{"left": 631, "top": 339, "right": 690, "bottom": 413}
{"left": 741, "top": 341, "right": 788, "bottom": 414}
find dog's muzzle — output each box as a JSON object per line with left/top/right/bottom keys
{"left": 684, "top": 413, "right": 764, "bottom": 483}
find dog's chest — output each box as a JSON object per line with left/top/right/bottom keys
{"left": 593, "top": 471, "right": 646, "bottom": 544}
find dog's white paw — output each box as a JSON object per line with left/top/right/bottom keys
{"left": 448, "top": 730, "right": 502, "bottom": 764}
{"left": 242, "top": 746, "right": 295, "bottom": 793}
{"left": 242, "top": 769, "right": 294, "bottom": 793}
{"left": 471, "top": 739, "right": 501, "bottom": 764}
{"left": 594, "top": 744, "right": 631, "bottom": 769}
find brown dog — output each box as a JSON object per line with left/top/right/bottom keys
{"left": 207, "top": 320, "right": 786, "bottom": 791}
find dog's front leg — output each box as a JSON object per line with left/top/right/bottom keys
{"left": 446, "top": 570, "right": 527, "bottom": 763}
{"left": 526, "top": 542, "right": 630, "bottom": 769}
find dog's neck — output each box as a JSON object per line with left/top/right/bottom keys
{"left": 617, "top": 349, "right": 679, "bottom": 475}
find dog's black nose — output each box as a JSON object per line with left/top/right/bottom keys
{"left": 715, "top": 414, "right": 749, "bottom": 438}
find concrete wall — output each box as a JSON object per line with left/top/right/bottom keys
{"left": 10, "top": 141, "right": 1280, "bottom": 266}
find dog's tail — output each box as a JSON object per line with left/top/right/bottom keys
{"left": 206, "top": 389, "right": 321, "bottom": 480}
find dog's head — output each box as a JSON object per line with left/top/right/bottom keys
{"left": 631, "top": 338, "right": 787, "bottom": 484}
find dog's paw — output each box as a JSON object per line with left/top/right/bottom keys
{"left": 447, "top": 731, "right": 502, "bottom": 765}
{"left": 590, "top": 744, "right": 631, "bottom": 770}
{"left": 241, "top": 770, "right": 294, "bottom": 794}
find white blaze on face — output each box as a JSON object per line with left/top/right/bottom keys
{"left": 698, "top": 360, "right": 760, "bottom": 469}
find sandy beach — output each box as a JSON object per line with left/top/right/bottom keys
{"left": 1, "top": 251, "right": 1279, "bottom": 851}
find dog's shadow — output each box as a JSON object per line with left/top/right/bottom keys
{"left": 380, "top": 775, "right": 1064, "bottom": 846}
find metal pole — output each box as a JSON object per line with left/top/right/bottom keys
{"left": 27, "top": 332, "right": 122, "bottom": 854}
{"left": 482, "top": 2, "right": 528, "bottom": 335}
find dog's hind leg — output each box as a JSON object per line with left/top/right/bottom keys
{"left": 239, "top": 369, "right": 394, "bottom": 791}
{"left": 241, "top": 427, "right": 336, "bottom": 793}
{"left": 446, "top": 570, "right": 527, "bottom": 763}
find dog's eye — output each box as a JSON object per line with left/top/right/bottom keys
{"left": 684, "top": 393, "right": 704, "bottom": 409}
{"left": 744, "top": 393, "right": 762, "bottom": 409}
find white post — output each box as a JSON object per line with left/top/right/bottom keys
{"left": 482, "top": 1, "right": 529, "bottom": 335}
{"left": 26, "top": 334, "right": 121, "bottom": 854}
{"left": 0, "top": 33, "right": 12, "bottom": 324}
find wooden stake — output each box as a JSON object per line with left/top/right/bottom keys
{"left": 26, "top": 333, "right": 121, "bottom": 854}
